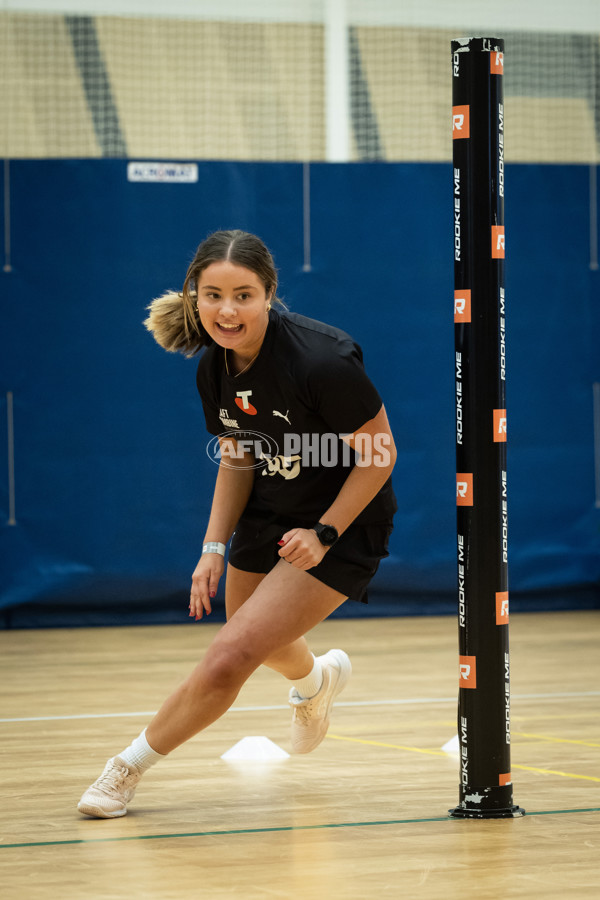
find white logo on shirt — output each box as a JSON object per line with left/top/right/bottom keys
{"left": 219, "top": 408, "right": 239, "bottom": 428}
{"left": 272, "top": 409, "right": 291, "bottom": 425}
{"left": 236, "top": 390, "right": 253, "bottom": 410}
{"left": 260, "top": 454, "right": 301, "bottom": 480}
{"left": 235, "top": 390, "right": 258, "bottom": 416}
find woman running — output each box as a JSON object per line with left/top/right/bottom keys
{"left": 78, "top": 230, "right": 396, "bottom": 818}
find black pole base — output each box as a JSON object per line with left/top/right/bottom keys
{"left": 449, "top": 805, "right": 526, "bottom": 819}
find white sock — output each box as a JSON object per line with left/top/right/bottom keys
{"left": 293, "top": 654, "right": 323, "bottom": 699}
{"left": 117, "top": 729, "right": 166, "bottom": 773}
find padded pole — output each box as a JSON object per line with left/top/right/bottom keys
{"left": 450, "top": 36, "right": 524, "bottom": 819}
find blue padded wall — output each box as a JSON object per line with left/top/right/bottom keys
{"left": 0, "top": 161, "right": 598, "bottom": 626}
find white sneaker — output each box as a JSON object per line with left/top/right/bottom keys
{"left": 289, "top": 649, "right": 352, "bottom": 754}
{"left": 77, "top": 757, "right": 142, "bottom": 818}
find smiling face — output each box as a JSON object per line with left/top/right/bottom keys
{"left": 196, "top": 260, "right": 271, "bottom": 366}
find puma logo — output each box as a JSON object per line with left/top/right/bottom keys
{"left": 272, "top": 409, "right": 291, "bottom": 425}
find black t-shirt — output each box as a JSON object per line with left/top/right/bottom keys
{"left": 196, "top": 309, "right": 397, "bottom": 525}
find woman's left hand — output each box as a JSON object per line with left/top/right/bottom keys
{"left": 277, "top": 528, "right": 329, "bottom": 570}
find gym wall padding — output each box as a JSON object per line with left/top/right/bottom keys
{"left": 1, "top": 160, "right": 599, "bottom": 627}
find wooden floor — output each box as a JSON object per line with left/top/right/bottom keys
{"left": 1, "top": 611, "right": 598, "bottom": 899}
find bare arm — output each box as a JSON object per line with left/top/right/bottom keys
{"left": 203, "top": 439, "right": 255, "bottom": 545}
{"left": 320, "top": 403, "right": 396, "bottom": 534}
{"left": 278, "top": 404, "right": 396, "bottom": 569}
{"left": 189, "top": 438, "right": 254, "bottom": 619}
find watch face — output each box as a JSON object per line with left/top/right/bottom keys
{"left": 316, "top": 524, "right": 338, "bottom": 546}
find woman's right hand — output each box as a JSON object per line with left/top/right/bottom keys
{"left": 189, "top": 553, "right": 225, "bottom": 620}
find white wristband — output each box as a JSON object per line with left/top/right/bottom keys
{"left": 202, "top": 541, "right": 227, "bottom": 557}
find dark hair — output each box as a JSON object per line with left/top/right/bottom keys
{"left": 144, "top": 230, "right": 281, "bottom": 357}
{"left": 183, "top": 230, "right": 278, "bottom": 304}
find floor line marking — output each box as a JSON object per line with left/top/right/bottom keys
{"left": 512, "top": 731, "right": 600, "bottom": 749}
{"left": 0, "top": 711, "right": 161, "bottom": 723}
{"left": 1, "top": 690, "right": 598, "bottom": 724}
{"left": 1, "top": 808, "right": 598, "bottom": 851}
{"left": 327, "top": 733, "right": 446, "bottom": 758}
{"left": 327, "top": 734, "right": 600, "bottom": 782}
{"left": 510, "top": 764, "right": 600, "bottom": 783}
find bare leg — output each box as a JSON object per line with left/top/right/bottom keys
{"left": 225, "top": 564, "right": 316, "bottom": 680}
{"left": 145, "top": 561, "right": 346, "bottom": 755}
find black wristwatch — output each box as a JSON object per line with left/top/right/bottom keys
{"left": 313, "top": 523, "right": 339, "bottom": 547}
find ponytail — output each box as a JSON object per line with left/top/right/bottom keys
{"left": 143, "top": 290, "right": 210, "bottom": 357}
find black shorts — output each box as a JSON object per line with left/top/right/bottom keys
{"left": 228, "top": 511, "right": 393, "bottom": 604}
